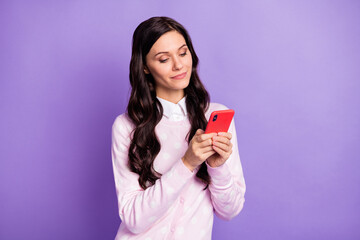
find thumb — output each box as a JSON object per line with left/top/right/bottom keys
{"left": 196, "top": 129, "right": 204, "bottom": 135}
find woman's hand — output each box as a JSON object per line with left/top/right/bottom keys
{"left": 206, "top": 132, "right": 233, "bottom": 168}
{"left": 182, "top": 129, "right": 217, "bottom": 172}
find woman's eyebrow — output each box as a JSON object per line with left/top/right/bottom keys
{"left": 154, "top": 44, "right": 187, "bottom": 57}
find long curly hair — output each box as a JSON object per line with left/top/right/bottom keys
{"left": 127, "top": 16, "right": 211, "bottom": 190}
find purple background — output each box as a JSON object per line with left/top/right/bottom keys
{"left": 1, "top": 1, "right": 359, "bottom": 239}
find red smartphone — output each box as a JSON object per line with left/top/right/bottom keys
{"left": 205, "top": 109, "right": 235, "bottom": 134}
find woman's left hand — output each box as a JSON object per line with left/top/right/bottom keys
{"left": 206, "top": 132, "right": 233, "bottom": 168}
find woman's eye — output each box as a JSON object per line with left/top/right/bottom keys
{"left": 180, "top": 51, "right": 187, "bottom": 57}
{"left": 159, "top": 59, "right": 168, "bottom": 63}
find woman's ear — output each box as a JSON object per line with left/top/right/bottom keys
{"left": 144, "top": 66, "right": 150, "bottom": 74}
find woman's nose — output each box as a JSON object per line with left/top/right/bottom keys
{"left": 172, "top": 56, "right": 183, "bottom": 71}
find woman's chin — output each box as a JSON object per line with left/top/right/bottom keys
{"left": 176, "top": 78, "right": 190, "bottom": 89}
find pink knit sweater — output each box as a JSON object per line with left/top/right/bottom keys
{"left": 111, "top": 103, "right": 246, "bottom": 240}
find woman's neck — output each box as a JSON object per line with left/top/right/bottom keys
{"left": 156, "top": 91, "right": 185, "bottom": 104}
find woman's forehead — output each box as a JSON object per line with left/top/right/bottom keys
{"left": 149, "top": 31, "right": 187, "bottom": 55}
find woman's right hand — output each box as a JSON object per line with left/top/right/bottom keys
{"left": 182, "top": 129, "right": 217, "bottom": 172}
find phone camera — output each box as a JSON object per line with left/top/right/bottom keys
{"left": 213, "top": 114, "right": 218, "bottom": 122}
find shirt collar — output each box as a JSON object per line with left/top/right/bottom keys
{"left": 157, "top": 96, "right": 187, "bottom": 119}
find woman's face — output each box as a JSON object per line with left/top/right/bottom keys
{"left": 144, "top": 30, "right": 193, "bottom": 103}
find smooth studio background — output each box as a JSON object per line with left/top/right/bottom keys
{"left": 1, "top": 1, "right": 359, "bottom": 239}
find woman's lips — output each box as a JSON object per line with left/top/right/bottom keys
{"left": 171, "top": 72, "right": 187, "bottom": 79}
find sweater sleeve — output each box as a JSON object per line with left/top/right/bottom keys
{"left": 111, "top": 115, "right": 196, "bottom": 234}
{"left": 205, "top": 118, "right": 246, "bottom": 220}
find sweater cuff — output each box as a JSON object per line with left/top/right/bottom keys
{"left": 206, "top": 161, "right": 232, "bottom": 187}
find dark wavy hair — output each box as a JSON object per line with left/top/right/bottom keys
{"left": 127, "top": 16, "right": 210, "bottom": 190}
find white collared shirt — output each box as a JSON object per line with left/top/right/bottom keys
{"left": 157, "top": 96, "right": 187, "bottom": 121}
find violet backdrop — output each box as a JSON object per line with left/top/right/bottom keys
{"left": 1, "top": 1, "right": 359, "bottom": 239}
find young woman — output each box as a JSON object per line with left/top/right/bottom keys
{"left": 111, "top": 16, "right": 246, "bottom": 240}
